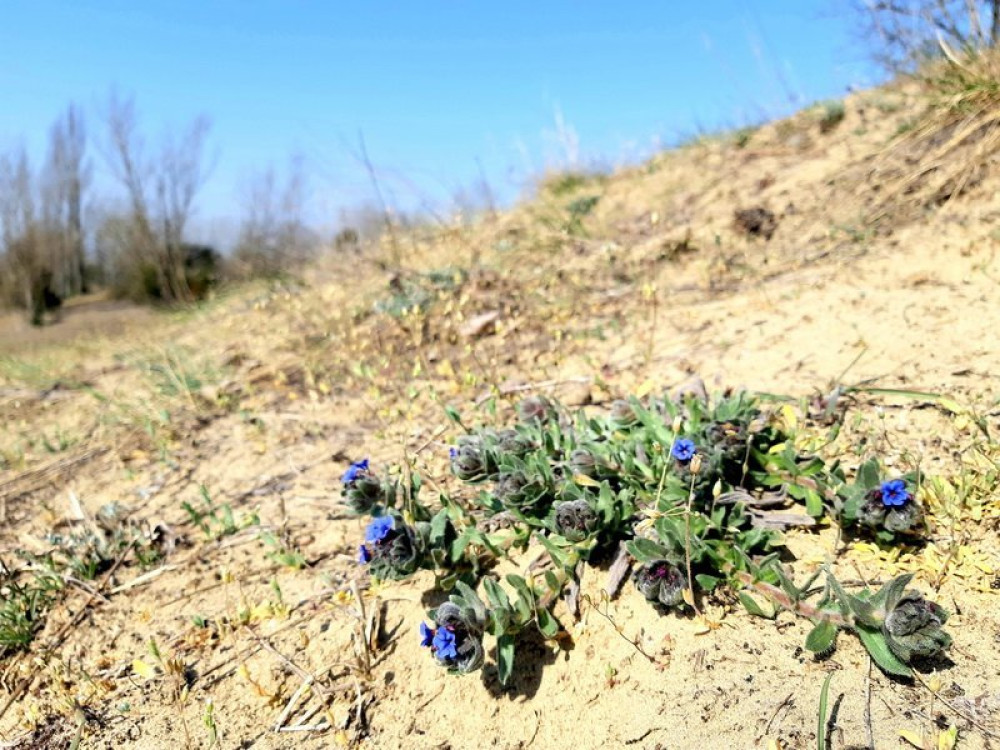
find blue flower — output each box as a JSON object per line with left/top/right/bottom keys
{"left": 449, "top": 447, "right": 458, "bottom": 459}
{"left": 880, "top": 479, "right": 909, "bottom": 507}
{"left": 419, "top": 622, "right": 435, "bottom": 648}
{"left": 432, "top": 627, "right": 457, "bottom": 659}
{"left": 671, "top": 438, "right": 696, "bottom": 463}
{"left": 341, "top": 458, "right": 370, "bottom": 484}
{"left": 358, "top": 544, "right": 372, "bottom": 564}
{"left": 365, "top": 516, "right": 394, "bottom": 544}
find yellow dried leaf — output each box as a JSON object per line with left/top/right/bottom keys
{"left": 131, "top": 659, "right": 156, "bottom": 680}
{"left": 898, "top": 728, "right": 925, "bottom": 748}
{"left": 937, "top": 725, "right": 958, "bottom": 750}
{"left": 573, "top": 473, "right": 602, "bottom": 488}
{"left": 635, "top": 379, "right": 655, "bottom": 398}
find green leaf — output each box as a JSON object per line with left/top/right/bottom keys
{"left": 429, "top": 509, "right": 449, "bottom": 547}
{"left": 454, "top": 581, "right": 486, "bottom": 626}
{"left": 626, "top": 537, "right": 669, "bottom": 563}
{"left": 483, "top": 577, "right": 511, "bottom": 614}
{"left": 846, "top": 595, "right": 880, "bottom": 629}
{"left": 817, "top": 671, "right": 834, "bottom": 750}
{"left": 857, "top": 458, "right": 880, "bottom": 491}
{"left": 544, "top": 570, "right": 560, "bottom": 594}
{"left": 738, "top": 592, "right": 776, "bottom": 619}
{"left": 497, "top": 634, "right": 515, "bottom": 685}
{"left": 875, "top": 573, "right": 914, "bottom": 613}
{"left": 695, "top": 574, "right": 721, "bottom": 591}
{"left": 505, "top": 575, "right": 534, "bottom": 622}
{"left": 536, "top": 608, "right": 559, "bottom": 639}
{"left": 805, "top": 620, "right": 838, "bottom": 653}
{"left": 856, "top": 627, "right": 912, "bottom": 678}
{"left": 804, "top": 489, "right": 824, "bottom": 518}
{"left": 537, "top": 536, "right": 570, "bottom": 569}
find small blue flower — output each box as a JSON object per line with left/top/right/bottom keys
{"left": 358, "top": 544, "right": 372, "bottom": 564}
{"left": 341, "top": 458, "right": 370, "bottom": 484}
{"left": 880, "top": 479, "right": 909, "bottom": 507}
{"left": 365, "top": 516, "right": 394, "bottom": 544}
{"left": 449, "top": 447, "right": 458, "bottom": 459}
{"left": 671, "top": 438, "right": 696, "bottom": 463}
{"left": 432, "top": 627, "right": 457, "bottom": 659}
{"left": 419, "top": 622, "right": 435, "bottom": 648}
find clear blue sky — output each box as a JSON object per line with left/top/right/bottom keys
{"left": 0, "top": 1, "right": 880, "bottom": 242}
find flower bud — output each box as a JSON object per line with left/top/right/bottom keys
{"left": 495, "top": 470, "right": 548, "bottom": 514}
{"left": 689, "top": 454, "right": 703, "bottom": 475}
{"left": 430, "top": 602, "right": 485, "bottom": 674}
{"left": 363, "top": 517, "right": 423, "bottom": 581}
{"left": 517, "top": 396, "right": 555, "bottom": 424}
{"left": 554, "top": 499, "right": 599, "bottom": 542}
{"left": 494, "top": 429, "right": 534, "bottom": 457}
{"left": 633, "top": 560, "right": 687, "bottom": 608}
{"left": 343, "top": 474, "right": 385, "bottom": 515}
{"left": 450, "top": 443, "right": 489, "bottom": 482}
{"left": 883, "top": 591, "right": 951, "bottom": 662}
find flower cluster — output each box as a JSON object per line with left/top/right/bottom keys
{"left": 418, "top": 602, "right": 485, "bottom": 674}
{"left": 842, "top": 462, "right": 924, "bottom": 539}
{"left": 339, "top": 384, "right": 942, "bottom": 686}
{"left": 340, "top": 457, "right": 389, "bottom": 515}
{"left": 356, "top": 515, "right": 423, "bottom": 580}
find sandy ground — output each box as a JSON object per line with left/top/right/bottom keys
{"left": 1, "top": 84, "right": 999, "bottom": 749}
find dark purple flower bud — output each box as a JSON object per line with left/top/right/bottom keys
{"left": 494, "top": 429, "right": 535, "bottom": 456}
{"left": 633, "top": 559, "right": 687, "bottom": 608}
{"left": 517, "top": 396, "right": 555, "bottom": 424}
{"left": 450, "top": 442, "right": 489, "bottom": 482}
{"left": 341, "top": 462, "right": 385, "bottom": 514}
{"left": 883, "top": 591, "right": 951, "bottom": 662}
{"left": 365, "top": 519, "right": 422, "bottom": 581}
{"left": 495, "top": 470, "right": 548, "bottom": 514}
{"left": 554, "top": 499, "right": 599, "bottom": 542}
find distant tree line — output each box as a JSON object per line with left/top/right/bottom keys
{"left": 0, "top": 93, "right": 324, "bottom": 325}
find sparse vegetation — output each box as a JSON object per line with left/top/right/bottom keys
{"left": 3, "top": 34, "right": 1000, "bottom": 749}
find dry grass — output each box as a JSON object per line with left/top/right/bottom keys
{"left": 1, "top": 75, "right": 1000, "bottom": 747}
{"left": 868, "top": 46, "right": 1000, "bottom": 222}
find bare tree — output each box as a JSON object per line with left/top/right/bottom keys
{"left": 0, "top": 147, "right": 67, "bottom": 324}
{"left": 100, "top": 92, "right": 213, "bottom": 302}
{"left": 44, "top": 103, "right": 90, "bottom": 296}
{"left": 233, "top": 155, "right": 315, "bottom": 277}
{"left": 856, "top": 1, "right": 1000, "bottom": 69}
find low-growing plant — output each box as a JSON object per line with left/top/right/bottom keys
{"left": 0, "top": 560, "right": 62, "bottom": 656}
{"left": 817, "top": 100, "right": 846, "bottom": 133}
{"left": 340, "top": 384, "right": 950, "bottom": 686}
{"left": 21, "top": 503, "right": 163, "bottom": 581}
{"left": 739, "top": 559, "right": 950, "bottom": 678}
{"left": 565, "top": 195, "right": 600, "bottom": 235}
{"left": 2, "top": 503, "right": 166, "bottom": 658}
{"left": 183, "top": 484, "right": 259, "bottom": 540}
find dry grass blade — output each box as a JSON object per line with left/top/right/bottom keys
{"left": 868, "top": 48, "right": 1000, "bottom": 223}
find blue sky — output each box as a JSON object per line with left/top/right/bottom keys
{"left": 0, "top": 2, "right": 880, "bottom": 241}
